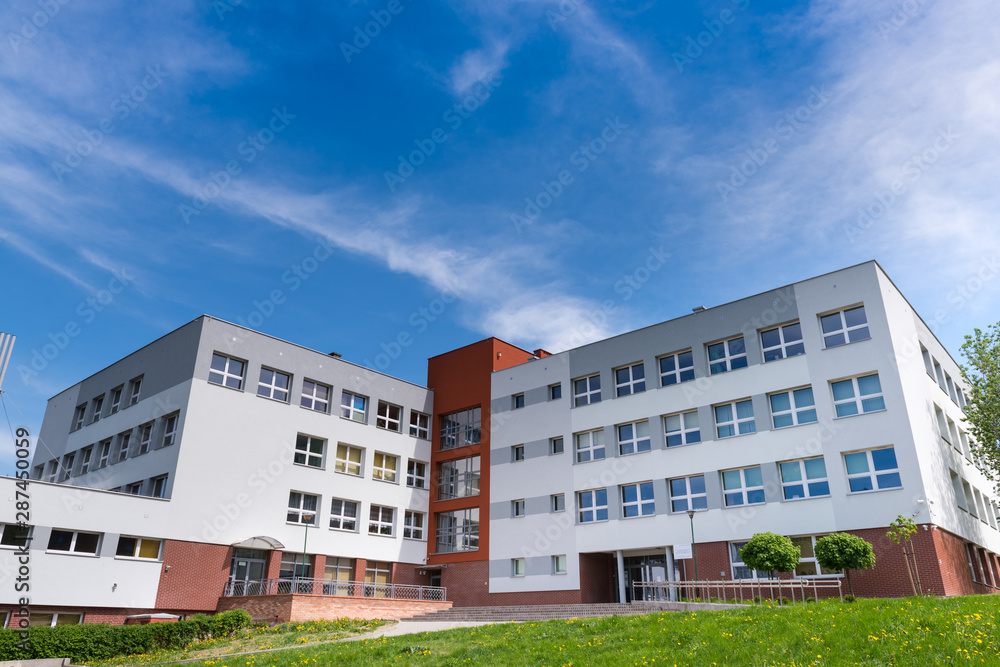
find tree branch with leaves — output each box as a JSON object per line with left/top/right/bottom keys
{"left": 959, "top": 323, "right": 1000, "bottom": 496}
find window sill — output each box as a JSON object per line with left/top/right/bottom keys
{"left": 669, "top": 508, "right": 708, "bottom": 515}
{"left": 664, "top": 440, "right": 701, "bottom": 450}
{"left": 403, "top": 536, "right": 426, "bottom": 542}
{"left": 293, "top": 462, "right": 325, "bottom": 471}
{"left": 299, "top": 404, "right": 330, "bottom": 415}
{"left": 372, "top": 477, "right": 400, "bottom": 485}
{"left": 45, "top": 550, "right": 99, "bottom": 558}
{"left": 832, "top": 408, "right": 887, "bottom": 420}
{"left": 723, "top": 502, "right": 765, "bottom": 509}
{"left": 286, "top": 521, "right": 318, "bottom": 527}
{"left": 406, "top": 483, "right": 428, "bottom": 490}
{"left": 617, "top": 448, "right": 652, "bottom": 457}
{"left": 115, "top": 556, "right": 161, "bottom": 562}
{"left": 328, "top": 527, "right": 359, "bottom": 533}
{"left": 822, "top": 337, "right": 872, "bottom": 351}
{"left": 715, "top": 432, "right": 757, "bottom": 440}
{"left": 771, "top": 421, "right": 818, "bottom": 431}
{"left": 780, "top": 494, "right": 831, "bottom": 503}
{"left": 847, "top": 485, "right": 903, "bottom": 496}
{"left": 375, "top": 425, "right": 403, "bottom": 434}
{"left": 762, "top": 352, "right": 807, "bottom": 364}
{"left": 367, "top": 532, "right": 396, "bottom": 539}
{"left": 256, "top": 394, "right": 290, "bottom": 404}
{"left": 340, "top": 415, "right": 368, "bottom": 425}
{"left": 207, "top": 381, "right": 244, "bottom": 392}
{"left": 622, "top": 513, "right": 656, "bottom": 520}
{"left": 573, "top": 456, "right": 607, "bottom": 465}
{"left": 658, "top": 377, "right": 696, "bottom": 389}
{"left": 334, "top": 470, "right": 363, "bottom": 478}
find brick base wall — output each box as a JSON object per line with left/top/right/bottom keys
{"left": 155, "top": 540, "right": 233, "bottom": 611}
{"left": 215, "top": 595, "right": 452, "bottom": 622}
{"left": 0, "top": 605, "right": 205, "bottom": 626}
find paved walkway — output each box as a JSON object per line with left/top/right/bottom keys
{"left": 343, "top": 619, "right": 501, "bottom": 641}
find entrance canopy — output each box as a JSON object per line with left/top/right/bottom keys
{"left": 231, "top": 536, "right": 284, "bottom": 550}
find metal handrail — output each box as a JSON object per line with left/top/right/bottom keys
{"left": 222, "top": 577, "right": 447, "bottom": 601}
{"left": 633, "top": 577, "right": 843, "bottom": 604}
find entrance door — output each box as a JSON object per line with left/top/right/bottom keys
{"left": 230, "top": 549, "right": 268, "bottom": 595}
{"left": 625, "top": 555, "right": 669, "bottom": 602}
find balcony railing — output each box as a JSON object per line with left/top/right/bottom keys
{"left": 222, "top": 578, "right": 447, "bottom": 601}
{"left": 633, "top": 578, "right": 843, "bottom": 604}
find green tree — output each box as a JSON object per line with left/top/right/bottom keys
{"left": 815, "top": 533, "right": 875, "bottom": 597}
{"left": 738, "top": 532, "right": 801, "bottom": 578}
{"left": 886, "top": 515, "right": 921, "bottom": 596}
{"left": 960, "top": 324, "right": 1000, "bottom": 495}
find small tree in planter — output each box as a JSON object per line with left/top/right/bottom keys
{"left": 887, "top": 515, "right": 921, "bottom": 596}
{"left": 815, "top": 533, "right": 876, "bottom": 597}
{"left": 739, "top": 532, "right": 800, "bottom": 604}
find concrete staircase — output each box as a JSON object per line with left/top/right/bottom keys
{"left": 401, "top": 601, "right": 741, "bottom": 622}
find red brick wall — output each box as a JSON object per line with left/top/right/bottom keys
{"left": 215, "top": 594, "right": 451, "bottom": 622}
{"left": 155, "top": 540, "right": 232, "bottom": 611}
{"left": 580, "top": 552, "right": 617, "bottom": 603}
{"left": 436, "top": 560, "right": 490, "bottom": 606}
{"left": 0, "top": 605, "right": 207, "bottom": 626}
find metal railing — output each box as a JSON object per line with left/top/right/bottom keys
{"left": 633, "top": 578, "right": 843, "bottom": 605}
{"left": 222, "top": 578, "right": 447, "bottom": 601}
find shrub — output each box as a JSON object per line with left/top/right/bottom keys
{"left": 844, "top": 594, "right": 857, "bottom": 603}
{"left": 815, "top": 533, "right": 876, "bottom": 596}
{"left": 212, "top": 609, "right": 252, "bottom": 638}
{"left": 738, "top": 533, "right": 801, "bottom": 577}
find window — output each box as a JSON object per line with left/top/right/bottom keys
{"left": 578, "top": 489, "right": 609, "bottom": 523}
{"left": 409, "top": 411, "right": 429, "bottom": 439}
{"left": 97, "top": 440, "right": 111, "bottom": 468}
{"left": 341, "top": 391, "right": 367, "bottom": 422}
{"left": 116, "top": 536, "right": 162, "bottom": 559}
{"left": 933, "top": 359, "right": 946, "bottom": 390}
{"left": 372, "top": 452, "right": 398, "bottom": 482}
{"left": 512, "top": 558, "right": 526, "bottom": 577}
{"left": 334, "top": 444, "right": 363, "bottom": 476}
{"left": 287, "top": 491, "right": 318, "bottom": 524}
{"left": 324, "top": 557, "right": 354, "bottom": 595}
{"left": 376, "top": 401, "right": 402, "bottom": 431}
{"left": 45, "top": 460, "right": 57, "bottom": 482}
{"left": 438, "top": 456, "right": 480, "bottom": 499}
{"left": 150, "top": 475, "right": 168, "bottom": 498}
{"left": 127, "top": 375, "right": 143, "bottom": 405}
{"left": 281, "top": 552, "right": 312, "bottom": 580}
{"left": 792, "top": 536, "right": 841, "bottom": 577}
{"left": 125, "top": 481, "right": 142, "bottom": 495}
{"left": 512, "top": 444, "right": 525, "bottom": 461}
{"left": 664, "top": 411, "right": 701, "bottom": 447}
{"left": 435, "top": 508, "right": 479, "bottom": 553}
{"left": 669, "top": 475, "right": 707, "bottom": 512}
{"left": 659, "top": 350, "right": 694, "bottom": 386}
{"left": 60, "top": 454, "right": 74, "bottom": 482}
{"left": 406, "top": 460, "right": 427, "bottom": 488}
{"left": 921, "top": 344, "right": 935, "bottom": 377}
{"left": 20, "top": 613, "right": 82, "bottom": 628}
{"left": 946, "top": 373, "right": 957, "bottom": 403}
{"left": 78, "top": 447, "right": 93, "bottom": 475}
{"left": 90, "top": 396, "right": 104, "bottom": 423}
{"left": 573, "top": 374, "right": 601, "bottom": 406}
{"left": 72, "top": 405, "right": 86, "bottom": 431}
{"left": 730, "top": 542, "right": 770, "bottom": 580}
{"left": 832, "top": 374, "right": 885, "bottom": 417}
{"left": 715, "top": 400, "right": 756, "bottom": 438}
{"left": 513, "top": 393, "right": 525, "bottom": 409}
{"left": 114, "top": 431, "right": 131, "bottom": 464}
{"left": 364, "top": 561, "right": 392, "bottom": 597}
{"left": 294, "top": 434, "right": 326, "bottom": 468}
{"left": 403, "top": 511, "right": 425, "bottom": 539}
{"left": 329, "top": 499, "right": 359, "bottom": 531}
{"left": 209, "top": 354, "right": 244, "bottom": 389}
{"left": 136, "top": 423, "right": 153, "bottom": 455}
{"left": 257, "top": 368, "right": 291, "bottom": 401}
{"left": 722, "top": 466, "right": 765, "bottom": 506}
{"left": 621, "top": 481, "right": 655, "bottom": 518}
{"left": 0, "top": 524, "right": 31, "bottom": 548}
{"left": 300, "top": 379, "right": 331, "bottom": 413}
{"left": 618, "top": 420, "right": 651, "bottom": 455}
{"left": 761, "top": 322, "right": 805, "bottom": 362}
{"left": 575, "top": 429, "right": 606, "bottom": 463}
{"left": 440, "top": 407, "right": 481, "bottom": 449}
{"left": 844, "top": 446, "right": 901, "bottom": 492}
{"left": 615, "top": 363, "right": 646, "bottom": 396}
{"left": 820, "top": 305, "right": 870, "bottom": 348}
{"left": 512, "top": 499, "right": 525, "bottom": 517}
{"left": 549, "top": 383, "right": 562, "bottom": 400}
{"left": 161, "top": 413, "right": 178, "bottom": 447}
{"left": 368, "top": 505, "right": 394, "bottom": 536}
{"left": 708, "top": 336, "right": 748, "bottom": 374}
{"left": 550, "top": 437, "right": 564, "bottom": 455}
{"left": 769, "top": 388, "right": 818, "bottom": 428}
{"left": 32, "top": 464, "right": 43, "bottom": 480}
{"left": 47, "top": 530, "right": 100, "bottom": 555}
{"left": 109, "top": 386, "right": 123, "bottom": 414}
{"left": 551, "top": 493, "right": 566, "bottom": 512}
{"left": 780, "top": 458, "right": 830, "bottom": 499}
{"left": 553, "top": 554, "right": 568, "bottom": 574}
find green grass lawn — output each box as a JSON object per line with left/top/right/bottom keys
{"left": 163, "top": 596, "right": 1000, "bottom": 667}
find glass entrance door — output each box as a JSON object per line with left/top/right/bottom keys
{"left": 625, "top": 555, "right": 669, "bottom": 602}
{"left": 230, "top": 548, "right": 268, "bottom": 595}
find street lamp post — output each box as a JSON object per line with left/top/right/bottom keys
{"left": 687, "top": 509, "right": 699, "bottom": 597}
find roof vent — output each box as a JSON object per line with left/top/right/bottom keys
{"left": 328, "top": 352, "right": 342, "bottom": 359}
{"left": 691, "top": 306, "right": 707, "bottom": 313}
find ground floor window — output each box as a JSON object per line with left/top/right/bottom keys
{"left": 324, "top": 557, "right": 354, "bottom": 595}
{"left": 365, "top": 561, "right": 392, "bottom": 597}
{"left": 729, "top": 542, "right": 772, "bottom": 580}
{"left": 6, "top": 613, "right": 82, "bottom": 628}
{"left": 790, "top": 536, "right": 841, "bottom": 577}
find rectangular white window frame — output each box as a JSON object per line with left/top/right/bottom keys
{"left": 659, "top": 350, "right": 694, "bottom": 386}
{"left": 512, "top": 499, "right": 525, "bottom": 517}
{"left": 376, "top": 401, "right": 402, "bottom": 431}
{"left": 722, "top": 466, "right": 765, "bottom": 507}
{"left": 115, "top": 536, "right": 162, "bottom": 560}
{"left": 553, "top": 554, "right": 568, "bottom": 574}
{"left": 109, "top": 386, "right": 123, "bottom": 414}
{"left": 512, "top": 393, "right": 525, "bottom": 409}
{"left": 409, "top": 411, "right": 430, "bottom": 439}
{"left": 161, "top": 413, "right": 178, "bottom": 447}
{"left": 72, "top": 405, "right": 85, "bottom": 431}
{"left": 548, "top": 383, "right": 562, "bottom": 400}
{"left": 551, "top": 493, "right": 566, "bottom": 512}
{"left": 406, "top": 459, "right": 427, "bottom": 488}
{"left": 512, "top": 558, "right": 525, "bottom": 577}
{"left": 150, "top": 475, "right": 168, "bottom": 499}
{"left": 769, "top": 388, "right": 818, "bottom": 428}
{"left": 820, "top": 305, "right": 870, "bottom": 348}
{"left": 761, "top": 322, "right": 805, "bottom": 362}
{"left": 368, "top": 505, "right": 395, "bottom": 536}
{"left": 125, "top": 482, "right": 142, "bottom": 495}
{"left": 715, "top": 399, "right": 756, "bottom": 438}
{"left": 60, "top": 454, "right": 74, "bottom": 482}
{"left": 669, "top": 475, "right": 707, "bottom": 513}
{"left": 933, "top": 359, "right": 946, "bottom": 390}
{"left": 127, "top": 376, "right": 143, "bottom": 406}
{"left": 341, "top": 391, "right": 367, "bottom": 422}
{"left": 45, "top": 460, "right": 57, "bottom": 482}
{"left": 209, "top": 354, "right": 244, "bottom": 390}
{"left": 575, "top": 429, "right": 606, "bottom": 463}
{"left": 294, "top": 434, "right": 326, "bottom": 469}
{"left": 90, "top": 396, "right": 104, "bottom": 423}
{"left": 621, "top": 481, "right": 655, "bottom": 518}
{"left": 403, "top": 511, "right": 425, "bottom": 540}
{"left": 287, "top": 491, "right": 319, "bottom": 525}
{"left": 578, "top": 488, "right": 609, "bottom": 523}
{"left": 708, "top": 336, "right": 748, "bottom": 375}
{"left": 844, "top": 446, "right": 901, "bottom": 493}
{"left": 664, "top": 411, "right": 700, "bottom": 447}
{"left": 79, "top": 447, "right": 93, "bottom": 475}
{"left": 257, "top": 367, "right": 291, "bottom": 402}
{"left": 921, "top": 344, "right": 934, "bottom": 377}
{"left": 615, "top": 362, "right": 646, "bottom": 397}
{"left": 832, "top": 373, "right": 885, "bottom": 417}
{"left": 47, "top": 529, "right": 101, "bottom": 555}
{"left": 573, "top": 374, "right": 601, "bottom": 406}
{"left": 617, "top": 420, "right": 651, "bottom": 455}
{"left": 329, "top": 498, "right": 359, "bottom": 531}
{"left": 730, "top": 541, "right": 769, "bottom": 580}
{"left": 550, "top": 437, "right": 564, "bottom": 455}
{"left": 335, "top": 444, "right": 363, "bottom": 476}
{"left": 372, "top": 452, "right": 398, "bottom": 483}
{"left": 512, "top": 444, "right": 525, "bottom": 462}
{"left": 0, "top": 524, "right": 31, "bottom": 549}
{"left": 97, "top": 440, "right": 111, "bottom": 468}
{"left": 300, "top": 379, "right": 331, "bottom": 413}
{"left": 945, "top": 373, "right": 958, "bottom": 404}
{"left": 779, "top": 457, "right": 830, "bottom": 500}
{"left": 790, "top": 536, "right": 842, "bottom": 577}
{"left": 114, "top": 431, "right": 131, "bottom": 464}
{"left": 137, "top": 423, "right": 153, "bottom": 456}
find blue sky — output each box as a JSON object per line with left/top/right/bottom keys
{"left": 1, "top": 0, "right": 999, "bottom": 472}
